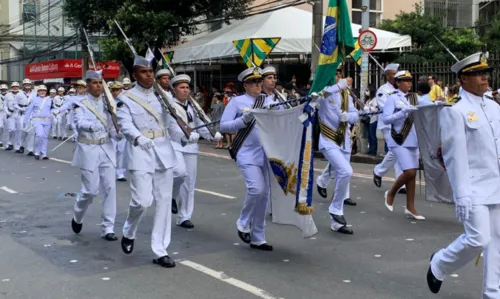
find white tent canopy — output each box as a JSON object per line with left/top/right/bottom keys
{"left": 172, "top": 7, "right": 411, "bottom": 64}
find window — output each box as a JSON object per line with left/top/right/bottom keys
{"left": 352, "top": 0, "right": 382, "bottom": 11}
{"left": 352, "top": 11, "right": 380, "bottom": 27}
{"left": 22, "top": 2, "right": 37, "bottom": 24}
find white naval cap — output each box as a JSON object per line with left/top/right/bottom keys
{"left": 22, "top": 78, "right": 32, "bottom": 85}
{"left": 37, "top": 85, "right": 47, "bottom": 91}
{"left": 384, "top": 63, "right": 400, "bottom": 72}
{"left": 0, "top": 84, "right": 8, "bottom": 90}
{"left": 451, "top": 51, "right": 492, "bottom": 75}
{"left": 394, "top": 70, "right": 413, "bottom": 80}
{"left": 49, "top": 89, "right": 56, "bottom": 93}
{"left": 122, "top": 77, "right": 131, "bottom": 84}
{"left": 85, "top": 70, "right": 103, "bottom": 81}
{"left": 11, "top": 82, "right": 20, "bottom": 87}
{"left": 110, "top": 81, "right": 123, "bottom": 89}
{"left": 237, "top": 67, "right": 263, "bottom": 82}
{"left": 133, "top": 55, "right": 152, "bottom": 68}
{"left": 156, "top": 68, "right": 172, "bottom": 79}
{"left": 261, "top": 66, "right": 276, "bottom": 77}
{"left": 57, "top": 87, "right": 65, "bottom": 92}
{"left": 69, "top": 88, "right": 76, "bottom": 93}
{"left": 171, "top": 74, "right": 191, "bottom": 87}
{"left": 76, "top": 80, "right": 87, "bottom": 87}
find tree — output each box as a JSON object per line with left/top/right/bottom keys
{"left": 63, "top": 0, "right": 252, "bottom": 74}
{"left": 476, "top": 14, "right": 500, "bottom": 50}
{"left": 376, "top": 4, "right": 482, "bottom": 64}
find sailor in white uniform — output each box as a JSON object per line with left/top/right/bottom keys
{"left": 170, "top": 74, "right": 222, "bottom": 228}
{"left": 382, "top": 71, "right": 424, "bottom": 220}
{"left": 220, "top": 67, "right": 280, "bottom": 251}
{"left": 109, "top": 81, "right": 127, "bottom": 181}
{"left": 23, "top": 85, "right": 53, "bottom": 160}
{"left": 4, "top": 82, "right": 20, "bottom": 151}
{"left": 70, "top": 70, "right": 119, "bottom": 241}
{"left": 0, "top": 84, "right": 8, "bottom": 147}
{"left": 372, "top": 64, "right": 404, "bottom": 193}
{"left": 117, "top": 56, "right": 198, "bottom": 268}
{"left": 52, "top": 87, "right": 67, "bottom": 140}
{"left": 427, "top": 52, "right": 500, "bottom": 298}
{"left": 15, "top": 79, "right": 36, "bottom": 156}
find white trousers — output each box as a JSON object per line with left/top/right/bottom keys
{"left": 321, "top": 148, "right": 352, "bottom": 216}
{"left": 316, "top": 164, "right": 350, "bottom": 200}
{"left": 373, "top": 150, "right": 403, "bottom": 179}
{"left": 52, "top": 113, "right": 66, "bottom": 138}
{"left": 123, "top": 168, "right": 174, "bottom": 258}
{"left": 34, "top": 120, "right": 51, "bottom": 156}
{"left": 172, "top": 151, "right": 198, "bottom": 224}
{"left": 8, "top": 114, "right": 23, "bottom": 149}
{"left": 431, "top": 204, "right": 500, "bottom": 299}
{"left": 237, "top": 164, "right": 270, "bottom": 245}
{"left": 22, "top": 121, "right": 35, "bottom": 152}
{"left": 0, "top": 112, "right": 6, "bottom": 145}
{"left": 73, "top": 148, "right": 117, "bottom": 236}
{"left": 115, "top": 138, "right": 127, "bottom": 178}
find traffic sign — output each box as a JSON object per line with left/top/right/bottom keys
{"left": 358, "top": 30, "right": 377, "bottom": 52}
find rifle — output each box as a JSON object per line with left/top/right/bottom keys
{"left": 114, "top": 20, "right": 191, "bottom": 138}
{"left": 157, "top": 48, "right": 216, "bottom": 137}
{"left": 82, "top": 28, "right": 120, "bottom": 133}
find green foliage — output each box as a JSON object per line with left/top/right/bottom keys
{"left": 376, "top": 4, "right": 482, "bottom": 64}
{"left": 477, "top": 14, "right": 500, "bottom": 50}
{"left": 63, "top": 0, "right": 252, "bottom": 72}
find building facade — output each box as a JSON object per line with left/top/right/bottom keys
{"left": 423, "top": 0, "right": 500, "bottom": 28}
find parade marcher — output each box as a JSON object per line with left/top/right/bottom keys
{"left": 4, "top": 82, "right": 20, "bottom": 151}
{"left": 170, "top": 74, "right": 223, "bottom": 229}
{"left": 382, "top": 71, "right": 424, "bottom": 220}
{"left": 427, "top": 52, "right": 500, "bottom": 298}
{"left": 0, "top": 84, "right": 8, "bottom": 147}
{"left": 55, "top": 80, "right": 87, "bottom": 141}
{"left": 49, "top": 89, "right": 58, "bottom": 139}
{"left": 51, "top": 87, "right": 66, "bottom": 140}
{"left": 15, "top": 79, "right": 36, "bottom": 156}
{"left": 316, "top": 69, "right": 357, "bottom": 206}
{"left": 211, "top": 92, "right": 225, "bottom": 149}
{"left": 317, "top": 75, "right": 358, "bottom": 235}
{"left": 110, "top": 81, "right": 127, "bottom": 181}
{"left": 220, "top": 67, "right": 279, "bottom": 250}
{"left": 23, "top": 85, "right": 53, "bottom": 160}
{"left": 122, "top": 77, "right": 131, "bottom": 90}
{"left": 68, "top": 88, "right": 76, "bottom": 96}
{"left": 372, "top": 64, "right": 404, "bottom": 193}
{"left": 117, "top": 56, "right": 198, "bottom": 268}
{"left": 70, "top": 70, "right": 119, "bottom": 241}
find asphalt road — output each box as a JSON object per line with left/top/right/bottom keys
{"left": 0, "top": 139, "right": 484, "bottom": 299}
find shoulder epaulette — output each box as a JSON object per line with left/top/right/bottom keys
{"left": 453, "top": 96, "right": 461, "bottom": 103}
{"left": 388, "top": 91, "right": 398, "bottom": 95}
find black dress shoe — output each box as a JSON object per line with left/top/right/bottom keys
{"left": 250, "top": 243, "right": 273, "bottom": 251}
{"left": 103, "top": 233, "right": 118, "bottom": 241}
{"left": 0, "top": 143, "right": 3, "bottom": 148}
{"left": 427, "top": 253, "right": 442, "bottom": 294}
{"left": 330, "top": 213, "right": 347, "bottom": 225}
{"left": 121, "top": 236, "right": 134, "bottom": 254}
{"left": 34, "top": 155, "right": 40, "bottom": 160}
{"left": 153, "top": 256, "right": 176, "bottom": 268}
{"left": 337, "top": 226, "right": 354, "bottom": 234}
{"left": 171, "top": 198, "right": 178, "bottom": 214}
{"left": 27, "top": 151, "right": 34, "bottom": 156}
{"left": 71, "top": 218, "right": 82, "bottom": 234}
{"left": 398, "top": 188, "right": 407, "bottom": 194}
{"left": 42, "top": 156, "right": 49, "bottom": 160}
{"left": 180, "top": 220, "right": 194, "bottom": 229}
{"left": 59, "top": 137, "right": 63, "bottom": 140}
{"left": 317, "top": 184, "right": 327, "bottom": 198}
{"left": 238, "top": 230, "right": 251, "bottom": 244}
{"left": 15, "top": 149, "right": 23, "bottom": 154}
{"left": 117, "top": 177, "right": 127, "bottom": 182}
{"left": 373, "top": 172, "right": 382, "bottom": 187}
{"left": 344, "top": 198, "right": 357, "bottom": 206}
{"left": 5, "top": 145, "right": 13, "bottom": 151}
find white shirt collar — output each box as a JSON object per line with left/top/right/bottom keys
{"left": 135, "top": 84, "right": 154, "bottom": 94}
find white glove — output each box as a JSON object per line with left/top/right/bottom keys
{"left": 136, "top": 136, "right": 154, "bottom": 150}
{"left": 115, "top": 132, "right": 124, "bottom": 140}
{"left": 212, "top": 132, "right": 223, "bottom": 142}
{"left": 455, "top": 197, "right": 472, "bottom": 223}
{"left": 181, "top": 132, "right": 200, "bottom": 144}
{"left": 336, "top": 79, "right": 348, "bottom": 90}
{"left": 241, "top": 111, "right": 254, "bottom": 124}
{"left": 90, "top": 123, "right": 105, "bottom": 133}
{"left": 339, "top": 112, "right": 348, "bottom": 122}
{"left": 402, "top": 105, "right": 418, "bottom": 114}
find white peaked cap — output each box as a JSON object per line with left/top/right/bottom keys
{"left": 384, "top": 63, "right": 400, "bottom": 72}
{"left": 171, "top": 74, "right": 191, "bottom": 87}
{"left": 50, "top": 89, "right": 56, "bottom": 93}
{"left": 156, "top": 69, "right": 172, "bottom": 79}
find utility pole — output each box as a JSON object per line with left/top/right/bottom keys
{"left": 310, "top": 0, "right": 323, "bottom": 83}
{"left": 359, "top": 0, "right": 369, "bottom": 102}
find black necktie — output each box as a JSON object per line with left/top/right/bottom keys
{"left": 180, "top": 103, "right": 193, "bottom": 122}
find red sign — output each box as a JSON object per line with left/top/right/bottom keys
{"left": 25, "top": 59, "right": 121, "bottom": 81}
{"left": 358, "top": 30, "right": 377, "bottom": 52}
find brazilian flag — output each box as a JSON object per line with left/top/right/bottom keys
{"left": 163, "top": 51, "right": 174, "bottom": 66}
{"left": 233, "top": 38, "right": 281, "bottom": 68}
{"left": 349, "top": 40, "right": 362, "bottom": 66}
{"left": 310, "top": 0, "right": 354, "bottom": 93}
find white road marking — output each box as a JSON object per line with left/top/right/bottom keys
{"left": 0, "top": 186, "right": 18, "bottom": 194}
{"left": 49, "top": 157, "right": 72, "bottom": 164}
{"left": 195, "top": 188, "right": 236, "bottom": 199}
{"left": 101, "top": 277, "right": 110, "bottom": 281}
{"left": 180, "top": 260, "right": 278, "bottom": 299}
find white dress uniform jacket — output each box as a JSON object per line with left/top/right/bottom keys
{"left": 376, "top": 82, "right": 397, "bottom": 131}
{"left": 382, "top": 91, "right": 418, "bottom": 148}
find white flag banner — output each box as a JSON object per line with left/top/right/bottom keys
{"left": 145, "top": 47, "right": 155, "bottom": 62}
{"left": 413, "top": 104, "right": 454, "bottom": 204}
{"left": 252, "top": 103, "right": 318, "bottom": 238}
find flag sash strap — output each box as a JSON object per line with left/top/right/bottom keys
{"left": 391, "top": 93, "right": 418, "bottom": 146}
{"left": 319, "top": 90, "right": 349, "bottom": 146}
{"left": 229, "top": 95, "right": 266, "bottom": 161}
{"left": 125, "top": 92, "right": 165, "bottom": 131}
{"left": 80, "top": 99, "right": 108, "bottom": 128}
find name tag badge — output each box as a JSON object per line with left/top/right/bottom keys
{"left": 398, "top": 101, "right": 404, "bottom": 105}
{"left": 467, "top": 111, "right": 479, "bottom": 122}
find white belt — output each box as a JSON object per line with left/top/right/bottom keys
{"left": 32, "top": 117, "right": 51, "bottom": 121}
{"left": 77, "top": 136, "right": 110, "bottom": 145}
{"left": 142, "top": 130, "right": 166, "bottom": 139}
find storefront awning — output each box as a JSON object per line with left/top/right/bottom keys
{"left": 25, "top": 59, "right": 120, "bottom": 81}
